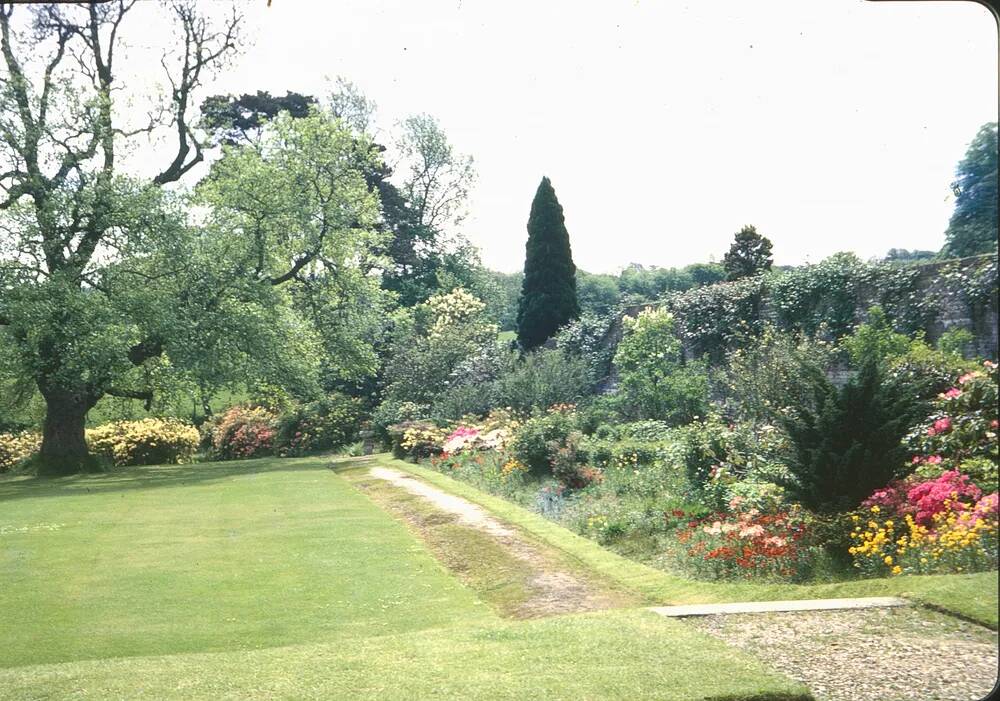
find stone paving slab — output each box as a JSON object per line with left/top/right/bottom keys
{"left": 649, "top": 596, "right": 910, "bottom": 617}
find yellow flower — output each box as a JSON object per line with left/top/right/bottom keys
{"left": 891, "top": 565, "right": 902, "bottom": 575}
{"left": 871, "top": 505, "right": 880, "bottom": 514}
{"left": 883, "top": 555, "right": 893, "bottom": 565}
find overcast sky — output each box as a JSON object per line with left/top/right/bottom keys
{"left": 138, "top": 0, "right": 998, "bottom": 274}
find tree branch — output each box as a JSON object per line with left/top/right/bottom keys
{"left": 105, "top": 386, "right": 153, "bottom": 411}
{"left": 153, "top": 2, "right": 240, "bottom": 186}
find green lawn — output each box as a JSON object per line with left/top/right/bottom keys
{"left": 0, "top": 457, "right": 811, "bottom": 700}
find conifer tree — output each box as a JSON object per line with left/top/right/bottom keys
{"left": 516, "top": 177, "right": 579, "bottom": 349}
{"left": 723, "top": 225, "right": 773, "bottom": 281}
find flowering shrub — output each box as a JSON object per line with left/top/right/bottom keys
{"left": 675, "top": 502, "right": 817, "bottom": 581}
{"left": 906, "top": 360, "right": 998, "bottom": 489}
{"left": 849, "top": 492, "right": 998, "bottom": 577}
{"left": 206, "top": 406, "right": 278, "bottom": 460}
{"left": 396, "top": 421, "right": 450, "bottom": 459}
{"left": 86, "top": 419, "right": 200, "bottom": 467}
{"left": 425, "top": 287, "right": 491, "bottom": 339}
{"left": 429, "top": 449, "right": 529, "bottom": 500}
{"left": 0, "top": 431, "right": 41, "bottom": 472}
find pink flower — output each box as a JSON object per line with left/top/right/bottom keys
{"left": 942, "top": 388, "right": 962, "bottom": 399}
{"left": 933, "top": 417, "right": 952, "bottom": 433}
{"left": 991, "top": 420, "right": 999, "bottom": 429}
{"left": 927, "top": 455, "right": 943, "bottom": 465}
{"left": 957, "top": 373, "right": 976, "bottom": 385}
{"left": 911, "top": 455, "right": 923, "bottom": 464}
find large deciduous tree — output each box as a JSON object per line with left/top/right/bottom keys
{"left": 0, "top": 3, "right": 385, "bottom": 473}
{"left": 516, "top": 176, "right": 579, "bottom": 349}
{"left": 943, "top": 122, "right": 998, "bottom": 258}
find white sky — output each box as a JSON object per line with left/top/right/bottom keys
{"left": 128, "top": 0, "right": 998, "bottom": 274}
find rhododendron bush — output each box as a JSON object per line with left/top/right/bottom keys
{"left": 906, "top": 360, "right": 998, "bottom": 490}
{"left": 204, "top": 406, "right": 278, "bottom": 460}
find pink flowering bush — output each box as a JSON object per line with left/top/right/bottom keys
{"left": 906, "top": 360, "right": 998, "bottom": 490}
{"left": 206, "top": 406, "right": 278, "bottom": 460}
{"left": 861, "top": 470, "right": 986, "bottom": 527}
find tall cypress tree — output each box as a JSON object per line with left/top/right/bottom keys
{"left": 516, "top": 177, "right": 579, "bottom": 349}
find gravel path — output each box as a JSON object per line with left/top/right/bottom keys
{"left": 688, "top": 606, "right": 998, "bottom": 701}
{"left": 369, "top": 466, "right": 515, "bottom": 537}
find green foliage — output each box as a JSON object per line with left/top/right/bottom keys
{"left": 510, "top": 408, "right": 578, "bottom": 472}
{"left": 555, "top": 312, "right": 616, "bottom": 385}
{"left": 841, "top": 306, "right": 911, "bottom": 367}
{"left": 943, "top": 122, "right": 999, "bottom": 257}
{"left": 721, "top": 326, "right": 837, "bottom": 425}
{"left": 274, "top": 394, "right": 366, "bottom": 456}
{"left": 937, "top": 328, "right": 975, "bottom": 358}
{"left": 613, "top": 308, "right": 710, "bottom": 424}
{"left": 381, "top": 288, "right": 502, "bottom": 414}
{"left": 777, "top": 359, "right": 918, "bottom": 513}
{"left": 576, "top": 271, "right": 622, "bottom": 317}
{"left": 492, "top": 348, "right": 591, "bottom": 412}
{"left": 516, "top": 177, "right": 580, "bottom": 349}
{"left": 723, "top": 225, "right": 773, "bottom": 281}
{"left": 665, "top": 275, "right": 766, "bottom": 363}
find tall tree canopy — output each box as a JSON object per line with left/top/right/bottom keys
{"left": 723, "top": 225, "right": 773, "bottom": 281}
{"left": 516, "top": 176, "right": 579, "bottom": 349}
{"left": 943, "top": 122, "right": 998, "bottom": 258}
{"left": 200, "top": 90, "right": 318, "bottom": 146}
{"left": 0, "top": 3, "right": 386, "bottom": 473}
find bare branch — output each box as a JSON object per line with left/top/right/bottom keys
{"left": 154, "top": 2, "right": 241, "bottom": 186}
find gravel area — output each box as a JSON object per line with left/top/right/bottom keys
{"left": 688, "top": 606, "right": 998, "bottom": 701}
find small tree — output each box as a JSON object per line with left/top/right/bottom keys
{"left": 516, "top": 177, "right": 579, "bottom": 349}
{"left": 777, "top": 357, "right": 918, "bottom": 513}
{"left": 612, "top": 308, "right": 709, "bottom": 424}
{"left": 723, "top": 225, "right": 773, "bottom": 281}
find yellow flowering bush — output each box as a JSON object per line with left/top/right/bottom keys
{"left": 849, "top": 497, "right": 998, "bottom": 576}
{"left": 0, "top": 431, "right": 41, "bottom": 472}
{"left": 86, "top": 419, "right": 200, "bottom": 467}
{"left": 397, "top": 422, "right": 450, "bottom": 458}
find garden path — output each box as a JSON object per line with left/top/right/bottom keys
{"left": 689, "top": 606, "right": 998, "bottom": 701}
{"left": 359, "top": 466, "right": 635, "bottom": 618}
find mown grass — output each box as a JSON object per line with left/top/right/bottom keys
{"left": 0, "top": 456, "right": 811, "bottom": 700}
{"left": 0, "top": 609, "right": 810, "bottom": 701}
{"left": 384, "top": 456, "right": 1000, "bottom": 628}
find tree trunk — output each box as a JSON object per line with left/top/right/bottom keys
{"left": 38, "top": 387, "right": 98, "bottom": 476}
